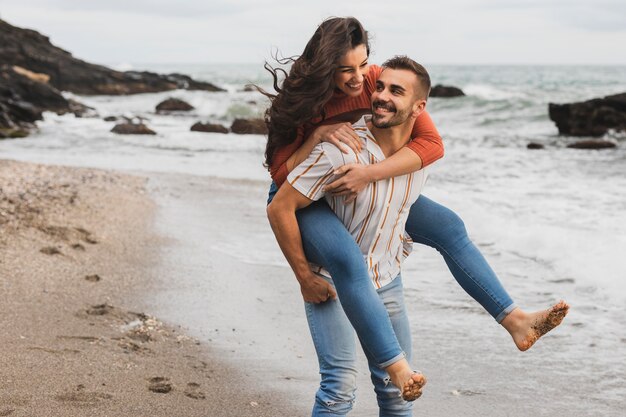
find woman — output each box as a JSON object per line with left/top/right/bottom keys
{"left": 262, "top": 16, "right": 569, "bottom": 408}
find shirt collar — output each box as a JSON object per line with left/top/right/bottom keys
{"left": 353, "top": 116, "right": 386, "bottom": 161}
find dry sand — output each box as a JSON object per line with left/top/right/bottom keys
{"left": 0, "top": 159, "right": 299, "bottom": 416}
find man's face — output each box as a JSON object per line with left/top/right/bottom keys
{"left": 370, "top": 68, "right": 424, "bottom": 128}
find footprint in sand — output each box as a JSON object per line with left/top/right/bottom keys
{"left": 85, "top": 274, "right": 101, "bottom": 282}
{"left": 148, "top": 377, "right": 172, "bottom": 394}
{"left": 184, "top": 383, "right": 206, "bottom": 400}
{"left": 40, "top": 246, "right": 62, "bottom": 255}
{"left": 86, "top": 304, "right": 114, "bottom": 316}
{"left": 75, "top": 227, "right": 98, "bottom": 244}
{"left": 54, "top": 390, "right": 112, "bottom": 407}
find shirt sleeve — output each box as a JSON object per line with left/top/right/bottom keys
{"left": 405, "top": 110, "right": 444, "bottom": 167}
{"left": 287, "top": 144, "right": 336, "bottom": 201}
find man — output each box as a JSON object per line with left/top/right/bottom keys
{"left": 267, "top": 56, "right": 431, "bottom": 416}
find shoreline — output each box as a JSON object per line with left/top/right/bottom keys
{"left": 0, "top": 159, "right": 301, "bottom": 416}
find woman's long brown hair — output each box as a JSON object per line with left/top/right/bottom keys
{"left": 260, "top": 17, "right": 369, "bottom": 168}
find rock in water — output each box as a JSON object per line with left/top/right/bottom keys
{"left": 527, "top": 142, "right": 545, "bottom": 150}
{"left": 111, "top": 123, "right": 157, "bottom": 135}
{"left": 566, "top": 140, "right": 616, "bottom": 149}
{"left": 230, "top": 118, "right": 268, "bottom": 135}
{"left": 190, "top": 122, "right": 229, "bottom": 134}
{"left": 156, "top": 98, "right": 194, "bottom": 113}
{"left": 430, "top": 85, "right": 465, "bottom": 98}
{"left": 549, "top": 93, "right": 626, "bottom": 136}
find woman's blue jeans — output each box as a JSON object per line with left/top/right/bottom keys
{"left": 267, "top": 182, "right": 515, "bottom": 368}
{"left": 306, "top": 275, "right": 413, "bottom": 417}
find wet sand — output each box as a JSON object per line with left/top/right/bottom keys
{"left": 0, "top": 160, "right": 301, "bottom": 417}
{"left": 142, "top": 172, "right": 625, "bottom": 417}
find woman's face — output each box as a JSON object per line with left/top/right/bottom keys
{"left": 334, "top": 44, "right": 369, "bottom": 97}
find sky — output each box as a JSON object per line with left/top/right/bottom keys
{"left": 1, "top": 0, "right": 626, "bottom": 67}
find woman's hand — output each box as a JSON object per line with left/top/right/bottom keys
{"left": 324, "top": 163, "right": 372, "bottom": 203}
{"left": 313, "top": 122, "right": 362, "bottom": 154}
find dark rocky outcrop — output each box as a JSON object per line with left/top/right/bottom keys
{"left": 0, "top": 18, "right": 227, "bottom": 138}
{"left": 549, "top": 93, "right": 626, "bottom": 136}
{"left": 0, "top": 19, "right": 225, "bottom": 95}
{"left": 111, "top": 123, "right": 156, "bottom": 135}
{"left": 1, "top": 64, "right": 71, "bottom": 138}
{"left": 566, "top": 140, "right": 617, "bottom": 150}
{"left": 156, "top": 98, "right": 194, "bottom": 113}
{"left": 190, "top": 122, "right": 229, "bottom": 134}
{"left": 230, "top": 118, "right": 267, "bottom": 135}
{"left": 429, "top": 85, "right": 465, "bottom": 98}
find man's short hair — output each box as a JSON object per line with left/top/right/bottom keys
{"left": 381, "top": 56, "right": 431, "bottom": 100}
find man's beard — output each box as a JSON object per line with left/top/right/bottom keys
{"left": 371, "top": 100, "right": 411, "bottom": 128}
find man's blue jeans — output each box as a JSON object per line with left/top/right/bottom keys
{"left": 306, "top": 275, "right": 413, "bottom": 417}
{"left": 267, "top": 182, "right": 515, "bottom": 368}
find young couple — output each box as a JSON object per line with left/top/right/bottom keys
{"left": 262, "top": 17, "right": 569, "bottom": 416}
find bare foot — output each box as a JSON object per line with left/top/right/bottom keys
{"left": 502, "top": 301, "right": 570, "bottom": 351}
{"left": 401, "top": 372, "right": 427, "bottom": 402}
{"left": 386, "top": 360, "right": 427, "bottom": 401}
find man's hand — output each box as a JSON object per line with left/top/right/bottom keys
{"left": 298, "top": 272, "right": 337, "bottom": 303}
{"left": 324, "top": 163, "right": 372, "bottom": 203}
{"left": 314, "top": 123, "right": 362, "bottom": 155}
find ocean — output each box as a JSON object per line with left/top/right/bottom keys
{"left": 1, "top": 63, "right": 625, "bottom": 415}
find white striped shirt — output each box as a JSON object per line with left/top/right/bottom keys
{"left": 287, "top": 116, "right": 427, "bottom": 289}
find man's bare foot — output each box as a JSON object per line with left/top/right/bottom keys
{"left": 501, "top": 301, "right": 570, "bottom": 351}
{"left": 401, "top": 372, "right": 427, "bottom": 401}
{"left": 386, "top": 360, "right": 427, "bottom": 401}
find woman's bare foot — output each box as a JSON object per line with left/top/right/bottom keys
{"left": 501, "top": 301, "right": 570, "bottom": 351}
{"left": 386, "top": 359, "right": 427, "bottom": 401}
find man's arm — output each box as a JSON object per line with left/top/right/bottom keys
{"left": 266, "top": 181, "right": 337, "bottom": 303}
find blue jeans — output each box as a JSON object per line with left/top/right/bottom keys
{"left": 267, "top": 182, "right": 515, "bottom": 367}
{"left": 306, "top": 275, "right": 413, "bottom": 417}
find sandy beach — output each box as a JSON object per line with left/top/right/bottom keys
{"left": 2, "top": 158, "right": 624, "bottom": 416}
{"left": 0, "top": 159, "right": 301, "bottom": 417}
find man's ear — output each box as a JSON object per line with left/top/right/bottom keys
{"left": 411, "top": 100, "right": 426, "bottom": 118}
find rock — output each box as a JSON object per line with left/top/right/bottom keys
{"left": 1, "top": 64, "right": 92, "bottom": 137}
{"left": 0, "top": 128, "right": 30, "bottom": 139}
{"left": 230, "top": 118, "right": 268, "bottom": 135}
{"left": 103, "top": 116, "right": 118, "bottom": 122}
{"left": 67, "top": 99, "right": 96, "bottom": 118}
{"left": 164, "top": 73, "right": 225, "bottom": 92}
{"left": 566, "top": 140, "right": 617, "bottom": 149}
{"left": 0, "top": 19, "right": 225, "bottom": 95}
{"left": 156, "top": 98, "right": 194, "bottom": 113}
{"left": 190, "top": 122, "right": 229, "bottom": 134}
{"left": 430, "top": 84, "right": 465, "bottom": 98}
{"left": 111, "top": 123, "right": 156, "bottom": 135}
{"left": 527, "top": 142, "right": 545, "bottom": 150}
{"left": 243, "top": 84, "right": 256, "bottom": 92}
{"left": 549, "top": 93, "right": 626, "bottom": 136}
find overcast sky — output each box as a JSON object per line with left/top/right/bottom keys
{"left": 2, "top": 0, "right": 625, "bottom": 67}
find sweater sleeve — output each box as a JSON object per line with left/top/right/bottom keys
{"left": 406, "top": 110, "right": 444, "bottom": 167}
{"left": 269, "top": 126, "right": 305, "bottom": 187}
